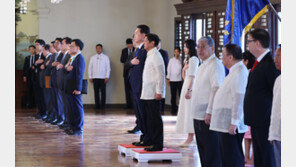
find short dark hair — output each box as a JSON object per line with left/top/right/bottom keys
{"left": 224, "top": 44, "right": 242, "bottom": 60}
{"left": 242, "top": 50, "right": 256, "bottom": 69}
{"left": 126, "top": 38, "right": 133, "bottom": 44}
{"left": 174, "top": 47, "right": 181, "bottom": 52}
{"left": 137, "top": 24, "right": 150, "bottom": 35}
{"left": 55, "top": 37, "right": 63, "bottom": 43}
{"left": 35, "top": 39, "right": 45, "bottom": 46}
{"left": 249, "top": 28, "right": 270, "bottom": 48}
{"left": 185, "top": 39, "right": 197, "bottom": 58}
{"left": 96, "top": 44, "right": 103, "bottom": 48}
{"left": 145, "top": 33, "right": 160, "bottom": 47}
{"left": 51, "top": 41, "right": 55, "bottom": 45}
{"left": 44, "top": 44, "right": 50, "bottom": 51}
{"left": 73, "top": 39, "right": 84, "bottom": 50}
{"left": 63, "top": 37, "right": 72, "bottom": 44}
{"left": 29, "top": 45, "right": 35, "bottom": 49}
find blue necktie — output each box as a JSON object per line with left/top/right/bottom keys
{"left": 134, "top": 48, "right": 139, "bottom": 58}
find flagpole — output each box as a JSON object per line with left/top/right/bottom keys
{"left": 269, "top": 3, "right": 281, "bottom": 22}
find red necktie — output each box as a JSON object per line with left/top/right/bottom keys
{"left": 251, "top": 60, "right": 259, "bottom": 72}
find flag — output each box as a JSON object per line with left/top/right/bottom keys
{"left": 224, "top": 0, "right": 270, "bottom": 46}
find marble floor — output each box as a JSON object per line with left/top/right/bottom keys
{"left": 15, "top": 108, "right": 202, "bottom": 167}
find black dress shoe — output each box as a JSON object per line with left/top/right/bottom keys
{"left": 41, "top": 114, "right": 48, "bottom": 120}
{"left": 127, "top": 127, "right": 140, "bottom": 134}
{"left": 66, "top": 129, "right": 83, "bottom": 136}
{"left": 35, "top": 114, "right": 42, "bottom": 119}
{"left": 59, "top": 123, "right": 69, "bottom": 129}
{"left": 55, "top": 120, "right": 64, "bottom": 126}
{"left": 144, "top": 145, "right": 163, "bottom": 151}
{"left": 50, "top": 119, "right": 58, "bottom": 125}
{"left": 132, "top": 141, "right": 150, "bottom": 146}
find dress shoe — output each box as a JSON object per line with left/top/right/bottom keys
{"left": 132, "top": 141, "right": 150, "bottom": 146}
{"left": 59, "top": 123, "right": 69, "bottom": 129}
{"left": 42, "top": 116, "right": 48, "bottom": 121}
{"left": 54, "top": 120, "right": 64, "bottom": 126}
{"left": 66, "top": 129, "right": 83, "bottom": 136}
{"left": 41, "top": 114, "right": 48, "bottom": 120}
{"left": 144, "top": 145, "right": 163, "bottom": 151}
{"left": 50, "top": 119, "right": 58, "bottom": 125}
{"left": 35, "top": 114, "right": 42, "bottom": 119}
{"left": 127, "top": 128, "right": 140, "bottom": 134}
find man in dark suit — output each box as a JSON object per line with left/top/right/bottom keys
{"left": 244, "top": 28, "right": 280, "bottom": 167}
{"left": 46, "top": 38, "right": 66, "bottom": 125}
{"left": 33, "top": 39, "right": 46, "bottom": 119}
{"left": 64, "top": 39, "right": 86, "bottom": 136}
{"left": 23, "top": 45, "right": 36, "bottom": 108}
{"left": 129, "top": 24, "right": 150, "bottom": 146}
{"left": 55, "top": 37, "right": 72, "bottom": 127}
{"left": 157, "top": 40, "right": 169, "bottom": 113}
{"left": 39, "top": 44, "right": 53, "bottom": 121}
{"left": 120, "top": 38, "right": 135, "bottom": 110}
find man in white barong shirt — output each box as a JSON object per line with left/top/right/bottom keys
{"left": 190, "top": 36, "right": 225, "bottom": 167}
{"left": 210, "top": 44, "right": 248, "bottom": 167}
{"left": 269, "top": 45, "right": 281, "bottom": 167}
{"left": 140, "top": 33, "right": 166, "bottom": 151}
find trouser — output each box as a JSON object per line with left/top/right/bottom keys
{"left": 194, "top": 119, "right": 222, "bottom": 167}
{"left": 33, "top": 77, "right": 46, "bottom": 116}
{"left": 251, "top": 125, "right": 276, "bottom": 167}
{"left": 61, "top": 90, "right": 70, "bottom": 124}
{"left": 273, "top": 140, "right": 281, "bottom": 167}
{"left": 220, "top": 132, "right": 245, "bottom": 167}
{"left": 67, "top": 94, "right": 84, "bottom": 131}
{"left": 93, "top": 79, "right": 106, "bottom": 109}
{"left": 141, "top": 99, "right": 163, "bottom": 148}
{"left": 25, "top": 79, "right": 35, "bottom": 108}
{"left": 132, "top": 92, "right": 145, "bottom": 141}
{"left": 124, "top": 76, "right": 133, "bottom": 108}
{"left": 169, "top": 81, "right": 182, "bottom": 114}
{"left": 43, "top": 88, "right": 52, "bottom": 117}
{"left": 51, "top": 87, "right": 64, "bottom": 121}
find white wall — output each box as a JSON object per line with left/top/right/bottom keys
{"left": 38, "top": 0, "right": 181, "bottom": 104}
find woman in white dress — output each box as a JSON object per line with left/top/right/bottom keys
{"left": 175, "top": 39, "right": 200, "bottom": 146}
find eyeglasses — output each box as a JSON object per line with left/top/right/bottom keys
{"left": 246, "top": 39, "right": 256, "bottom": 44}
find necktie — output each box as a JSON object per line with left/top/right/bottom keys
{"left": 134, "top": 48, "right": 139, "bottom": 58}
{"left": 68, "top": 57, "right": 72, "bottom": 65}
{"left": 251, "top": 60, "right": 259, "bottom": 72}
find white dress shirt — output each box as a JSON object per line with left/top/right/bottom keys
{"left": 166, "top": 57, "right": 182, "bottom": 82}
{"left": 191, "top": 54, "right": 225, "bottom": 120}
{"left": 140, "top": 47, "right": 166, "bottom": 100}
{"left": 70, "top": 51, "right": 81, "bottom": 65}
{"left": 257, "top": 49, "right": 270, "bottom": 62}
{"left": 88, "top": 53, "right": 111, "bottom": 79}
{"left": 210, "top": 61, "right": 249, "bottom": 133}
{"left": 269, "top": 75, "right": 281, "bottom": 141}
{"left": 55, "top": 50, "right": 61, "bottom": 61}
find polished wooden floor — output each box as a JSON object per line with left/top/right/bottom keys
{"left": 16, "top": 108, "right": 201, "bottom": 167}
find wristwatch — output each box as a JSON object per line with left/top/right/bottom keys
{"left": 187, "top": 89, "right": 192, "bottom": 92}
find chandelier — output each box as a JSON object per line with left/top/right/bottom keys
{"left": 19, "top": 0, "right": 63, "bottom": 14}
{"left": 51, "top": 0, "right": 63, "bottom": 4}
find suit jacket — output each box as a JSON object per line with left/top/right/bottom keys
{"left": 159, "top": 49, "right": 169, "bottom": 75}
{"left": 32, "top": 53, "right": 45, "bottom": 83}
{"left": 39, "top": 54, "right": 53, "bottom": 88}
{"left": 64, "top": 54, "right": 86, "bottom": 93}
{"left": 121, "top": 47, "right": 135, "bottom": 77}
{"left": 56, "top": 53, "right": 71, "bottom": 90}
{"left": 50, "top": 52, "right": 64, "bottom": 88}
{"left": 129, "top": 45, "right": 147, "bottom": 94}
{"left": 23, "top": 55, "right": 35, "bottom": 83}
{"left": 243, "top": 52, "right": 281, "bottom": 127}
